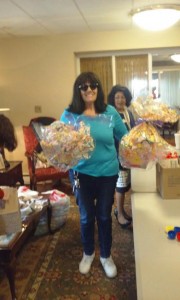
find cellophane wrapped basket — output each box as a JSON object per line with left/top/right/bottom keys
{"left": 35, "top": 120, "right": 94, "bottom": 172}
{"left": 131, "top": 96, "right": 179, "bottom": 123}
{"left": 119, "top": 122, "right": 176, "bottom": 169}
{"left": 119, "top": 96, "right": 179, "bottom": 169}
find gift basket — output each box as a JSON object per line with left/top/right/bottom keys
{"left": 32, "top": 120, "right": 95, "bottom": 171}
{"left": 119, "top": 96, "right": 179, "bottom": 169}
{"left": 131, "top": 96, "right": 179, "bottom": 124}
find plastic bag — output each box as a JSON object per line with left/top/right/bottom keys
{"left": 34, "top": 190, "right": 70, "bottom": 236}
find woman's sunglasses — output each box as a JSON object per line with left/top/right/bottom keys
{"left": 78, "top": 82, "right": 98, "bottom": 92}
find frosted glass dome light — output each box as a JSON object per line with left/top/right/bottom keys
{"left": 171, "top": 54, "right": 180, "bottom": 63}
{"left": 130, "top": 4, "right": 180, "bottom": 31}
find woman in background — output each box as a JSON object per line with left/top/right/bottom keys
{"left": 108, "top": 85, "right": 135, "bottom": 228}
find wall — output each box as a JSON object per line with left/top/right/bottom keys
{"left": 0, "top": 26, "right": 179, "bottom": 175}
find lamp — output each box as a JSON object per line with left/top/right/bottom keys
{"left": 0, "top": 108, "right": 10, "bottom": 112}
{"left": 130, "top": 4, "right": 180, "bottom": 31}
{"left": 170, "top": 54, "right": 180, "bottom": 63}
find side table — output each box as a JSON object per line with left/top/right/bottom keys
{"left": 0, "top": 161, "right": 24, "bottom": 186}
{"left": 0, "top": 199, "right": 52, "bottom": 300}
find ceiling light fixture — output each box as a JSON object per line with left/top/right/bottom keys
{"left": 170, "top": 54, "right": 180, "bottom": 63}
{"left": 130, "top": 4, "right": 180, "bottom": 31}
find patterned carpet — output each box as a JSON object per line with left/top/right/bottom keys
{"left": 0, "top": 182, "right": 137, "bottom": 300}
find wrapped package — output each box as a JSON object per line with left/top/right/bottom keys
{"left": 119, "top": 122, "right": 177, "bottom": 169}
{"left": 33, "top": 120, "right": 94, "bottom": 172}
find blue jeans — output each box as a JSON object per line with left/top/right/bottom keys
{"left": 75, "top": 172, "right": 117, "bottom": 258}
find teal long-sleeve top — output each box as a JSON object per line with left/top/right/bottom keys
{"left": 60, "top": 105, "right": 128, "bottom": 177}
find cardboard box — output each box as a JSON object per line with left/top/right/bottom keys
{"left": 156, "top": 163, "right": 180, "bottom": 199}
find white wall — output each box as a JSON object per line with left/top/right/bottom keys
{"left": 1, "top": 26, "right": 179, "bottom": 174}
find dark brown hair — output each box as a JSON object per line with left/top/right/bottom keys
{"left": 68, "top": 71, "right": 107, "bottom": 114}
{"left": 0, "top": 114, "right": 17, "bottom": 151}
{"left": 108, "top": 85, "right": 132, "bottom": 107}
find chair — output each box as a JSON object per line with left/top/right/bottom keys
{"left": 156, "top": 119, "right": 179, "bottom": 138}
{"left": 22, "top": 116, "right": 68, "bottom": 190}
{"left": 161, "top": 120, "right": 179, "bottom": 137}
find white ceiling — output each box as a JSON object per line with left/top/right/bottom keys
{"left": 0, "top": 0, "right": 179, "bottom": 37}
{"left": 0, "top": 0, "right": 133, "bottom": 37}
{"left": 0, "top": 0, "right": 179, "bottom": 64}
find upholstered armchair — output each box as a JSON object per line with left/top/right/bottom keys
{"left": 22, "top": 117, "right": 68, "bottom": 190}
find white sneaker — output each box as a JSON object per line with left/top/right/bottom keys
{"left": 79, "top": 252, "right": 95, "bottom": 274}
{"left": 100, "top": 256, "right": 117, "bottom": 278}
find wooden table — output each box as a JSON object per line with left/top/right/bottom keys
{"left": 132, "top": 192, "right": 180, "bottom": 300}
{"left": 0, "top": 161, "right": 24, "bottom": 186}
{"left": 0, "top": 200, "right": 52, "bottom": 300}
